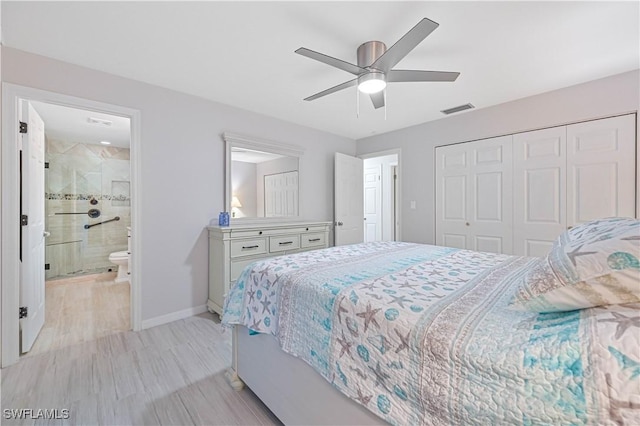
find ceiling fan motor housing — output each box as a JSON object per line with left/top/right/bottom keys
{"left": 357, "top": 41, "right": 387, "bottom": 69}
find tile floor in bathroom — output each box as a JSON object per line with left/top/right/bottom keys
{"left": 23, "top": 272, "right": 130, "bottom": 358}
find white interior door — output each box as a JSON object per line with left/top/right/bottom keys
{"left": 20, "top": 101, "right": 47, "bottom": 353}
{"left": 265, "top": 171, "right": 299, "bottom": 217}
{"left": 467, "top": 136, "right": 513, "bottom": 254}
{"left": 335, "top": 153, "right": 364, "bottom": 246}
{"left": 566, "top": 114, "right": 636, "bottom": 224}
{"left": 513, "top": 126, "right": 567, "bottom": 257}
{"left": 436, "top": 136, "right": 513, "bottom": 254}
{"left": 363, "top": 164, "right": 382, "bottom": 242}
{"left": 435, "top": 143, "right": 470, "bottom": 249}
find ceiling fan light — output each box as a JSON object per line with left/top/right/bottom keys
{"left": 358, "top": 72, "right": 387, "bottom": 94}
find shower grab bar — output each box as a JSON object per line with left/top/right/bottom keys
{"left": 56, "top": 208, "right": 101, "bottom": 218}
{"left": 84, "top": 216, "right": 120, "bottom": 229}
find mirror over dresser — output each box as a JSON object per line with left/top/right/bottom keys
{"left": 223, "top": 132, "right": 305, "bottom": 221}
{"left": 210, "top": 133, "right": 330, "bottom": 315}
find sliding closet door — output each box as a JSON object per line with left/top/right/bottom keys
{"left": 566, "top": 114, "right": 636, "bottom": 225}
{"left": 435, "top": 136, "right": 512, "bottom": 253}
{"left": 513, "top": 126, "right": 567, "bottom": 257}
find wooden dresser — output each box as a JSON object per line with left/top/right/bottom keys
{"left": 207, "top": 221, "right": 331, "bottom": 316}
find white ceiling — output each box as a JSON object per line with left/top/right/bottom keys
{"left": 4, "top": 2, "right": 638, "bottom": 140}
{"left": 31, "top": 101, "right": 131, "bottom": 148}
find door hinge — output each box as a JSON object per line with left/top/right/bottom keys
{"left": 19, "top": 121, "right": 28, "bottom": 134}
{"left": 45, "top": 263, "right": 50, "bottom": 270}
{"left": 19, "top": 306, "right": 28, "bottom": 319}
{"left": 21, "top": 214, "right": 28, "bottom": 226}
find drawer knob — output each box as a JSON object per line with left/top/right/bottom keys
{"left": 309, "top": 238, "right": 321, "bottom": 242}
{"left": 279, "top": 241, "right": 293, "bottom": 246}
{"left": 259, "top": 231, "right": 263, "bottom": 235}
{"left": 242, "top": 245, "right": 259, "bottom": 249}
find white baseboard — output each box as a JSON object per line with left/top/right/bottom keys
{"left": 141, "top": 304, "right": 208, "bottom": 329}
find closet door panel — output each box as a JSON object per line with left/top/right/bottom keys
{"left": 436, "top": 144, "right": 471, "bottom": 247}
{"left": 513, "top": 127, "right": 567, "bottom": 256}
{"left": 567, "top": 114, "right": 636, "bottom": 224}
{"left": 436, "top": 136, "right": 512, "bottom": 254}
{"left": 468, "top": 136, "right": 513, "bottom": 254}
{"left": 473, "top": 235, "right": 503, "bottom": 254}
{"left": 443, "top": 175, "right": 467, "bottom": 220}
{"left": 443, "top": 234, "right": 467, "bottom": 250}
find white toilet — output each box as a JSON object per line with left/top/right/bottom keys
{"left": 109, "top": 227, "right": 131, "bottom": 283}
{"left": 109, "top": 251, "right": 130, "bottom": 283}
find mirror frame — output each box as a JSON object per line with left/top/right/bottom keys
{"left": 223, "top": 132, "right": 305, "bottom": 222}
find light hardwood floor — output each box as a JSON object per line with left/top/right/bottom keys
{"left": 2, "top": 313, "right": 281, "bottom": 425}
{"left": 25, "top": 272, "right": 131, "bottom": 358}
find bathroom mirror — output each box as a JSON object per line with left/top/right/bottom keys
{"left": 224, "top": 132, "right": 304, "bottom": 221}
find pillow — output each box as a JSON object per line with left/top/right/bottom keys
{"left": 510, "top": 217, "right": 640, "bottom": 313}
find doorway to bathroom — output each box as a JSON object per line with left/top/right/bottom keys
{"left": 1, "top": 84, "right": 142, "bottom": 366}
{"left": 28, "top": 101, "right": 132, "bottom": 357}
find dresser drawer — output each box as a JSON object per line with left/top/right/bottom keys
{"left": 231, "top": 238, "right": 267, "bottom": 258}
{"left": 231, "top": 230, "right": 265, "bottom": 238}
{"left": 303, "top": 226, "right": 329, "bottom": 233}
{"left": 301, "top": 232, "right": 326, "bottom": 249}
{"left": 269, "top": 235, "right": 300, "bottom": 253}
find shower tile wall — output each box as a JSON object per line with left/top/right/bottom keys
{"left": 45, "top": 139, "right": 131, "bottom": 279}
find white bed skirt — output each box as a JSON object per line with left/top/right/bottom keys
{"left": 233, "top": 325, "right": 385, "bottom": 425}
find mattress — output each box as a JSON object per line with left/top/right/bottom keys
{"left": 223, "top": 241, "right": 640, "bottom": 425}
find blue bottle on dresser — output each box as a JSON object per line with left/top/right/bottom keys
{"left": 218, "top": 212, "right": 230, "bottom": 226}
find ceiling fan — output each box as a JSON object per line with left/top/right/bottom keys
{"left": 296, "top": 18, "right": 460, "bottom": 109}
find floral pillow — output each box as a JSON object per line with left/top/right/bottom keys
{"left": 510, "top": 217, "right": 640, "bottom": 313}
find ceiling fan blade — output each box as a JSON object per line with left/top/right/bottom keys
{"left": 304, "top": 78, "right": 358, "bottom": 101}
{"left": 371, "top": 18, "right": 439, "bottom": 72}
{"left": 369, "top": 91, "right": 385, "bottom": 109}
{"left": 295, "top": 48, "right": 366, "bottom": 76}
{"left": 388, "top": 70, "right": 460, "bottom": 82}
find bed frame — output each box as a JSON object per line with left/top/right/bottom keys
{"left": 227, "top": 325, "right": 384, "bottom": 425}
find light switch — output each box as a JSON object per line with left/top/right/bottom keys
{"left": 410, "top": 200, "right": 416, "bottom": 209}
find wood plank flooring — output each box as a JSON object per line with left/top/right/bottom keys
{"left": 25, "top": 273, "right": 130, "bottom": 358}
{"left": 2, "top": 313, "right": 281, "bottom": 425}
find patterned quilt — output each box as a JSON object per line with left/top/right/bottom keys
{"left": 222, "top": 242, "right": 640, "bottom": 425}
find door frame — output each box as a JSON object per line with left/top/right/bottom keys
{"left": 358, "top": 148, "right": 402, "bottom": 242}
{"left": 1, "top": 83, "right": 143, "bottom": 367}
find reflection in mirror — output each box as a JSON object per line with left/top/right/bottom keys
{"left": 231, "top": 147, "right": 299, "bottom": 218}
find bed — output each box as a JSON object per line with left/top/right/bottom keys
{"left": 222, "top": 218, "right": 640, "bottom": 425}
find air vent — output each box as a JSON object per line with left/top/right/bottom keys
{"left": 441, "top": 103, "right": 475, "bottom": 115}
{"left": 87, "top": 117, "right": 113, "bottom": 126}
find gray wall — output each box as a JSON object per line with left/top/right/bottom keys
{"left": 2, "top": 47, "right": 356, "bottom": 322}
{"left": 356, "top": 70, "right": 640, "bottom": 244}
